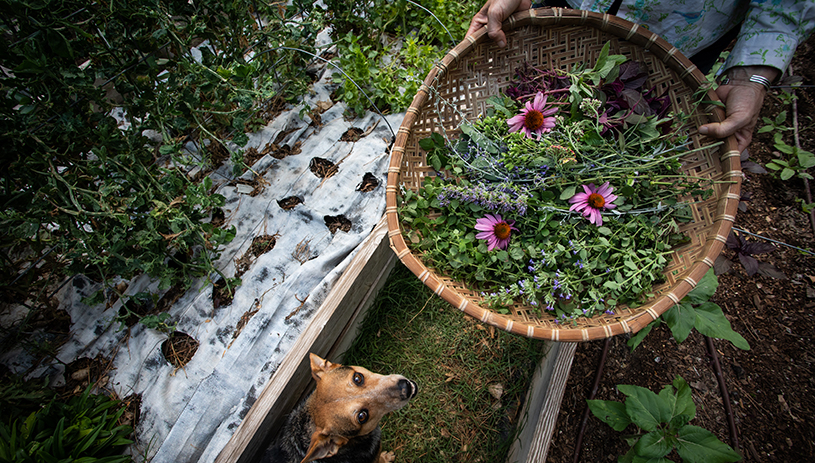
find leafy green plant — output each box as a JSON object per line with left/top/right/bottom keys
{"left": 588, "top": 375, "right": 742, "bottom": 463}
{"left": 628, "top": 269, "right": 749, "bottom": 351}
{"left": 0, "top": 386, "right": 133, "bottom": 463}
{"left": 764, "top": 132, "right": 815, "bottom": 180}
{"left": 140, "top": 313, "right": 177, "bottom": 334}
{"left": 0, "top": 376, "right": 55, "bottom": 425}
{"left": 325, "top": 0, "right": 481, "bottom": 116}
{"left": 0, "top": 0, "right": 330, "bottom": 335}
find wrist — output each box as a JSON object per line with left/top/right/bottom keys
{"left": 720, "top": 66, "right": 781, "bottom": 91}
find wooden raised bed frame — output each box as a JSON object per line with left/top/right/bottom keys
{"left": 215, "top": 217, "right": 577, "bottom": 463}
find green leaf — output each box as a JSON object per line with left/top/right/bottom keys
{"left": 618, "top": 384, "right": 671, "bottom": 431}
{"left": 560, "top": 185, "right": 577, "bottom": 200}
{"left": 419, "top": 137, "right": 436, "bottom": 151}
{"left": 662, "top": 303, "right": 696, "bottom": 343}
{"left": 671, "top": 376, "right": 696, "bottom": 422}
{"left": 683, "top": 269, "right": 717, "bottom": 304}
{"left": 675, "top": 425, "right": 742, "bottom": 462}
{"left": 587, "top": 400, "right": 631, "bottom": 431}
{"left": 627, "top": 318, "right": 656, "bottom": 351}
{"left": 693, "top": 302, "right": 750, "bottom": 350}
{"left": 799, "top": 150, "right": 815, "bottom": 168}
{"left": 781, "top": 167, "right": 795, "bottom": 181}
{"left": 633, "top": 430, "right": 673, "bottom": 459}
{"left": 459, "top": 123, "right": 498, "bottom": 154}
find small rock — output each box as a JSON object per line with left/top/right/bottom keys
{"left": 71, "top": 368, "right": 89, "bottom": 381}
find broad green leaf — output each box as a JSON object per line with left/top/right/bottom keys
{"left": 781, "top": 167, "right": 795, "bottom": 181}
{"left": 694, "top": 302, "right": 750, "bottom": 350}
{"left": 672, "top": 376, "right": 696, "bottom": 422}
{"left": 675, "top": 425, "right": 742, "bottom": 462}
{"left": 631, "top": 457, "right": 673, "bottom": 463}
{"left": 662, "top": 303, "right": 696, "bottom": 343}
{"left": 683, "top": 269, "right": 717, "bottom": 304}
{"left": 587, "top": 400, "right": 631, "bottom": 431}
{"left": 618, "top": 384, "right": 671, "bottom": 431}
{"left": 419, "top": 137, "right": 436, "bottom": 151}
{"left": 459, "top": 123, "right": 498, "bottom": 154}
{"left": 632, "top": 430, "right": 673, "bottom": 459}
{"left": 560, "top": 185, "right": 577, "bottom": 200}
{"left": 798, "top": 149, "right": 815, "bottom": 168}
{"left": 592, "top": 41, "right": 611, "bottom": 73}
{"left": 627, "top": 318, "right": 657, "bottom": 351}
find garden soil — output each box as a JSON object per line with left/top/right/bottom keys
{"left": 546, "top": 35, "right": 815, "bottom": 463}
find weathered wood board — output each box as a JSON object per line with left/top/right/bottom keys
{"left": 215, "top": 216, "right": 577, "bottom": 463}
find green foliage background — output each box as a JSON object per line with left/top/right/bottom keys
{"left": 0, "top": 0, "right": 477, "bottom": 319}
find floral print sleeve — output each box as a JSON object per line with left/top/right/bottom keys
{"left": 725, "top": 0, "right": 815, "bottom": 73}
{"left": 565, "top": 0, "right": 815, "bottom": 74}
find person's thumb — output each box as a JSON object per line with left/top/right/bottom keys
{"left": 698, "top": 118, "right": 740, "bottom": 139}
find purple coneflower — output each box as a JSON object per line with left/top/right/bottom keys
{"left": 507, "top": 92, "right": 558, "bottom": 139}
{"left": 568, "top": 182, "right": 618, "bottom": 226}
{"left": 475, "top": 213, "right": 518, "bottom": 251}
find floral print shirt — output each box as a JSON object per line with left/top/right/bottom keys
{"left": 564, "top": 0, "right": 815, "bottom": 74}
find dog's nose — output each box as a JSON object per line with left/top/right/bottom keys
{"left": 398, "top": 379, "right": 418, "bottom": 400}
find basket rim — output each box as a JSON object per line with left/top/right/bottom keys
{"left": 385, "top": 8, "right": 741, "bottom": 342}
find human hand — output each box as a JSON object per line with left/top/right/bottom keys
{"left": 698, "top": 66, "right": 780, "bottom": 154}
{"left": 466, "top": 0, "right": 531, "bottom": 48}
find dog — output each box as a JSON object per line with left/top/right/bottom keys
{"left": 260, "top": 353, "right": 418, "bottom": 463}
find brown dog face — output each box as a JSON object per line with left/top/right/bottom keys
{"left": 301, "top": 353, "right": 418, "bottom": 463}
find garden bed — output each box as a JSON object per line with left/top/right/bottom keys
{"left": 547, "top": 34, "right": 815, "bottom": 463}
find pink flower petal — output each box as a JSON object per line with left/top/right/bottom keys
{"left": 569, "top": 192, "right": 590, "bottom": 205}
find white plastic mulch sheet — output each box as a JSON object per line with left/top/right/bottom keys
{"left": 5, "top": 67, "right": 400, "bottom": 462}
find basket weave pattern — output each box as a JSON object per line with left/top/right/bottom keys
{"left": 386, "top": 9, "right": 741, "bottom": 342}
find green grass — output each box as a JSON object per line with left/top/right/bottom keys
{"left": 342, "top": 264, "right": 546, "bottom": 463}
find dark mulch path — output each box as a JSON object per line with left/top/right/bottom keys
{"left": 546, "top": 35, "right": 815, "bottom": 463}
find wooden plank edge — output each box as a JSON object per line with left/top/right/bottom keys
{"left": 214, "top": 215, "right": 394, "bottom": 463}
{"left": 506, "top": 341, "right": 578, "bottom": 463}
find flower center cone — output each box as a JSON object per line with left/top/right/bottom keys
{"left": 588, "top": 193, "right": 606, "bottom": 208}
{"left": 493, "top": 223, "right": 512, "bottom": 240}
{"left": 524, "top": 110, "right": 544, "bottom": 131}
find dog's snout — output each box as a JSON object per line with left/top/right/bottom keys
{"left": 398, "top": 379, "right": 418, "bottom": 400}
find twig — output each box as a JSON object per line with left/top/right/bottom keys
{"left": 788, "top": 64, "right": 815, "bottom": 234}
{"left": 573, "top": 337, "right": 612, "bottom": 463}
{"left": 704, "top": 336, "right": 739, "bottom": 452}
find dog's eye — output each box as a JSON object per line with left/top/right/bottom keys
{"left": 357, "top": 409, "right": 369, "bottom": 424}
{"left": 353, "top": 372, "right": 364, "bottom": 386}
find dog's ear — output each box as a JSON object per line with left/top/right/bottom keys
{"left": 300, "top": 429, "right": 348, "bottom": 463}
{"left": 309, "top": 353, "right": 336, "bottom": 381}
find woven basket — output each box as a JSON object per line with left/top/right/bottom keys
{"left": 385, "top": 8, "right": 741, "bottom": 342}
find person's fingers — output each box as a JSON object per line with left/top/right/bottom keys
{"left": 486, "top": 10, "right": 508, "bottom": 48}
{"left": 466, "top": 8, "right": 489, "bottom": 38}
{"left": 467, "top": 0, "right": 530, "bottom": 47}
{"left": 698, "top": 83, "right": 764, "bottom": 153}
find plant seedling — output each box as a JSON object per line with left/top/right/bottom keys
{"left": 714, "top": 231, "right": 785, "bottom": 279}
{"left": 628, "top": 269, "right": 750, "bottom": 351}
{"left": 588, "top": 375, "right": 742, "bottom": 463}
